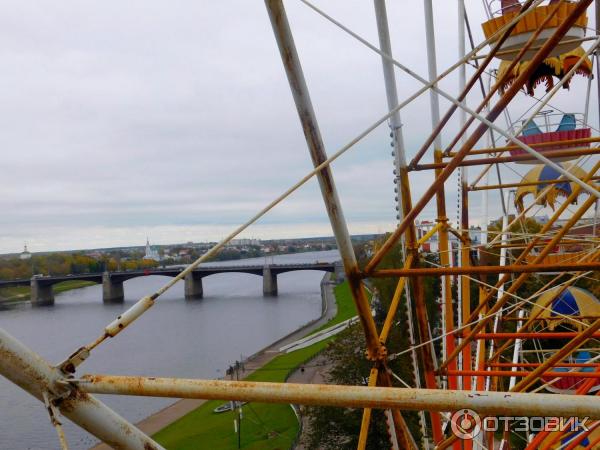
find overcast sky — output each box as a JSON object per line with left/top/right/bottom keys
{"left": 0, "top": 1, "right": 597, "bottom": 253}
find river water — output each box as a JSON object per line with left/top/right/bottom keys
{"left": 0, "top": 250, "right": 339, "bottom": 450}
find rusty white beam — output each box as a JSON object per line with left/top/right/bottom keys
{"left": 372, "top": 0, "right": 433, "bottom": 447}
{"left": 74, "top": 374, "right": 600, "bottom": 420}
{"left": 264, "top": 0, "right": 383, "bottom": 362}
{"left": 0, "top": 327, "right": 164, "bottom": 450}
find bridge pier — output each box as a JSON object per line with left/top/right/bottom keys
{"left": 102, "top": 272, "right": 124, "bottom": 303}
{"left": 184, "top": 273, "right": 203, "bottom": 299}
{"left": 262, "top": 266, "right": 278, "bottom": 296}
{"left": 30, "top": 278, "right": 54, "bottom": 306}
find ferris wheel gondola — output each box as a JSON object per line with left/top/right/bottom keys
{"left": 482, "top": 2, "right": 595, "bottom": 165}
{"left": 514, "top": 162, "right": 587, "bottom": 211}
{"left": 509, "top": 112, "right": 592, "bottom": 162}
{"left": 530, "top": 286, "right": 600, "bottom": 331}
{"left": 482, "top": 1, "right": 588, "bottom": 61}
{"left": 496, "top": 46, "right": 593, "bottom": 96}
{"left": 526, "top": 287, "right": 600, "bottom": 394}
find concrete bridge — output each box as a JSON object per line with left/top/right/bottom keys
{"left": 0, "top": 262, "right": 342, "bottom": 306}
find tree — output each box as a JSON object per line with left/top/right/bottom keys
{"left": 304, "top": 236, "right": 441, "bottom": 448}
{"left": 576, "top": 270, "right": 600, "bottom": 298}
{"left": 486, "top": 216, "right": 546, "bottom": 299}
{"left": 304, "top": 326, "right": 403, "bottom": 450}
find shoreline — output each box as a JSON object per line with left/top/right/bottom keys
{"left": 0, "top": 280, "right": 97, "bottom": 305}
{"left": 91, "top": 272, "right": 337, "bottom": 450}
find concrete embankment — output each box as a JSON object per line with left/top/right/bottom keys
{"left": 91, "top": 272, "right": 337, "bottom": 450}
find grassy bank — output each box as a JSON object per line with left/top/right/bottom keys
{"left": 309, "top": 281, "right": 356, "bottom": 336}
{"left": 153, "top": 281, "right": 356, "bottom": 450}
{"left": 0, "top": 280, "right": 96, "bottom": 302}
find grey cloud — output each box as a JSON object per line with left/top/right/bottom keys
{"left": 0, "top": 1, "right": 595, "bottom": 253}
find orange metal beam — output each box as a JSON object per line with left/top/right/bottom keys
{"left": 378, "top": 255, "right": 413, "bottom": 344}
{"left": 367, "top": 261, "right": 600, "bottom": 277}
{"left": 488, "top": 241, "right": 595, "bottom": 249}
{"left": 461, "top": 160, "right": 600, "bottom": 352}
{"left": 512, "top": 319, "right": 600, "bottom": 392}
{"left": 412, "top": 146, "right": 600, "bottom": 171}
{"left": 489, "top": 247, "right": 600, "bottom": 363}
{"left": 444, "top": 370, "right": 600, "bottom": 378}
{"left": 407, "top": 0, "right": 539, "bottom": 169}
{"left": 523, "top": 366, "right": 600, "bottom": 449}
{"left": 474, "top": 332, "right": 600, "bottom": 339}
{"left": 366, "top": 0, "right": 593, "bottom": 273}
{"left": 460, "top": 135, "right": 600, "bottom": 155}
{"left": 434, "top": 150, "right": 458, "bottom": 391}
{"left": 440, "top": 178, "right": 599, "bottom": 373}
{"left": 470, "top": 176, "right": 600, "bottom": 191}
{"left": 503, "top": 315, "right": 600, "bottom": 321}
{"left": 489, "top": 362, "right": 598, "bottom": 368}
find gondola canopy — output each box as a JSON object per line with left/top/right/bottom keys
{"left": 481, "top": 1, "right": 588, "bottom": 61}
{"left": 514, "top": 163, "right": 587, "bottom": 212}
{"left": 530, "top": 286, "right": 600, "bottom": 331}
{"left": 497, "top": 46, "right": 592, "bottom": 96}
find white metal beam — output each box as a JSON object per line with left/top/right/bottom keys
{"left": 74, "top": 374, "right": 600, "bottom": 420}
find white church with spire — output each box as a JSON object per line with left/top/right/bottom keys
{"left": 19, "top": 243, "right": 31, "bottom": 260}
{"left": 144, "top": 238, "right": 160, "bottom": 261}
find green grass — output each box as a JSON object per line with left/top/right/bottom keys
{"left": 153, "top": 281, "right": 355, "bottom": 450}
{"left": 0, "top": 280, "right": 96, "bottom": 302}
{"left": 53, "top": 280, "right": 97, "bottom": 293}
{"left": 307, "top": 281, "right": 359, "bottom": 337}
{"left": 0, "top": 286, "right": 30, "bottom": 301}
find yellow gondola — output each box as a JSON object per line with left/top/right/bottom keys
{"left": 496, "top": 46, "right": 593, "bottom": 96}
{"left": 514, "top": 163, "right": 587, "bottom": 211}
{"left": 482, "top": 1, "right": 588, "bottom": 61}
{"left": 530, "top": 286, "right": 600, "bottom": 331}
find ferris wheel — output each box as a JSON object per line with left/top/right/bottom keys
{"left": 1, "top": 1, "right": 600, "bottom": 450}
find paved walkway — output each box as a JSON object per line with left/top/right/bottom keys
{"left": 91, "top": 274, "right": 337, "bottom": 450}
{"left": 287, "top": 352, "right": 331, "bottom": 450}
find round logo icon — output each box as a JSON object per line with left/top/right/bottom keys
{"left": 450, "top": 409, "right": 481, "bottom": 440}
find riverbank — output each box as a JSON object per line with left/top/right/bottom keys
{"left": 0, "top": 280, "right": 96, "bottom": 303}
{"left": 91, "top": 273, "right": 352, "bottom": 450}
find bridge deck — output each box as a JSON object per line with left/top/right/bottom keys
{"left": 0, "top": 262, "right": 339, "bottom": 287}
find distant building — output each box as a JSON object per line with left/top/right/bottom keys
{"left": 144, "top": 238, "right": 160, "bottom": 261}
{"left": 415, "top": 220, "right": 485, "bottom": 264}
{"left": 415, "top": 220, "right": 443, "bottom": 253}
{"left": 19, "top": 243, "right": 31, "bottom": 260}
{"left": 230, "top": 238, "right": 261, "bottom": 246}
{"left": 468, "top": 226, "right": 482, "bottom": 246}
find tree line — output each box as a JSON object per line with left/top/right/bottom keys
{"left": 0, "top": 253, "right": 158, "bottom": 281}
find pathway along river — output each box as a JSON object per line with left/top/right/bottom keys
{"left": 0, "top": 250, "right": 340, "bottom": 450}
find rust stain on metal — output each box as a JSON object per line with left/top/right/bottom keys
{"left": 58, "top": 388, "right": 91, "bottom": 414}
{"left": 76, "top": 374, "right": 600, "bottom": 419}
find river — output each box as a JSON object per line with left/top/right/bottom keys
{"left": 0, "top": 250, "right": 340, "bottom": 450}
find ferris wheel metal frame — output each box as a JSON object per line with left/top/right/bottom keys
{"left": 1, "top": 1, "right": 600, "bottom": 449}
